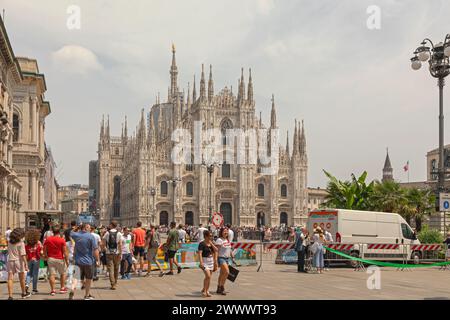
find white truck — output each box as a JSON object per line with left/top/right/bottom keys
{"left": 307, "top": 209, "right": 425, "bottom": 264}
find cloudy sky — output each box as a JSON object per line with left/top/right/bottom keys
{"left": 2, "top": 0, "right": 449, "bottom": 187}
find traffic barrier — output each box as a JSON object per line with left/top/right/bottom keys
{"left": 367, "top": 244, "right": 399, "bottom": 250}
{"left": 411, "top": 244, "right": 441, "bottom": 251}
{"left": 231, "top": 242, "right": 256, "bottom": 250}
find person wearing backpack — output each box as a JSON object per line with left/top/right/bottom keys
{"left": 101, "top": 220, "right": 123, "bottom": 290}
{"left": 144, "top": 225, "right": 164, "bottom": 277}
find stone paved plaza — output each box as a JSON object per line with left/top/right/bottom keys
{"left": 2, "top": 260, "right": 450, "bottom": 300}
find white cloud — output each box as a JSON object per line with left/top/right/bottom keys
{"left": 51, "top": 45, "right": 102, "bottom": 75}
{"left": 257, "top": 0, "right": 275, "bottom": 15}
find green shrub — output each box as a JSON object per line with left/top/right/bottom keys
{"left": 418, "top": 225, "right": 443, "bottom": 244}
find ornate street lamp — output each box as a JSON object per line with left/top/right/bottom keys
{"left": 148, "top": 187, "right": 156, "bottom": 226}
{"left": 167, "top": 177, "right": 181, "bottom": 222}
{"left": 411, "top": 34, "right": 450, "bottom": 232}
{"left": 201, "top": 159, "right": 221, "bottom": 226}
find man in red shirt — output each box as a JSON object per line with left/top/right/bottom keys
{"left": 132, "top": 221, "right": 146, "bottom": 276}
{"left": 43, "top": 224, "right": 69, "bottom": 296}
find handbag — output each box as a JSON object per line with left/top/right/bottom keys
{"left": 227, "top": 265, "right": 240, "bottom": 282}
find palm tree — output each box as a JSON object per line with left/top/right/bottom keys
{"left": 323, "top": 170, "right": 374, "bottom": 210}
{"left": 405, "top": 188, "right": 435, "bottom": 232}
{"left": 371, "top": 180, "right": 407, "bottom": 213}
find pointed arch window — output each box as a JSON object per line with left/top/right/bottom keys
{"left": 160, "top": 181, "right": 168, "bottom": 196}
{"left": 13, "top": 113, "right": 19, "bottom": 142}
{"left": 281, "top": 184, "right": 287, "bottom": 198}
{"left": 258, "top": 183, "right": 265, "bottom": 197}
{"left": 186, "top": 181, "right": 193, "bottom": 197}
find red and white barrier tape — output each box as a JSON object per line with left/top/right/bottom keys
{"left": 327, "top": 244, "right": 354, "bottom": 250}
{"left": 411, "top": 244, "right": 441, "bottom": 251}
{"left": 367, "top": 244, "right": 399, "bottom": 250}
{"left": 231, "top": 242, "right": 256, "bottom": 250}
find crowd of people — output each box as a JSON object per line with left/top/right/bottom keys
{"left": 1, "top": 220, "right": 240, "bottom": 300}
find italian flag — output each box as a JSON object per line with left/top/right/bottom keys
{"left": 403, "top": 161, "right": 409, "bottom": 172}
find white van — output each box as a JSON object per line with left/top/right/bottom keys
{"left": 307, "top": 209, "right": 422, "bottom": 263}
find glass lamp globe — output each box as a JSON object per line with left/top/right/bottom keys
{"left": 411, "top": 60, "right": 422, "bottom": 70}
{"left": 418, "top": 50, "right": 430, "bottom": 61}
{"left": 444, "top": 45, "right": 450, "bottom": 57}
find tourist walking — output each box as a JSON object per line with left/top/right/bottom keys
{"left": 311, "top": 228, "right": 325, "bottom": 274}
{"left": 294, "top": 227, "right": 308, "bottom": 273}
{"left": 70, "top": 223, "right": 100, "bottom": 300}
{"left": 323, "top": 229, "right": 333, "bottom": 270}
{"left": 90, "top": 227, "right": 101, "bottom": 281}
{"left": 64, "top": 229, "right": 75, "bottom": 288}
{"left": 196, "top": 224, "right": 208, "bottom": 242}
{"left": 132, "top": 221, "right": 146, "bottom": 276}
{"left": 165, "top": 221, "right": 182, "bottom": 275}
{"left": 43, "top": 224, "right": 69, "bottom": 295}
{"left": 178, "top": 224, "right": 187, "bottom": 243}
{"left": 7, "top": 228, "right": 30, "bottom": 300}
{"left": 145, "top": 225, "right": 164, "bottom": 277}
{"left": 198, "top": 230, "right": 217, "bottom": 297}
{"left": 102, "top": 220, "right": 123, "bottom": 289}
{"left": 226, "top": 224, "right": 235, "bottom": 242}
{"left": 120, "top": 227, "right": 133, "bottom": 279}
{"left": 25, "top": 229, "right": 42, "bottom": 294}
{"left": 215, "top": 227, "right": 234, "bottom": 295}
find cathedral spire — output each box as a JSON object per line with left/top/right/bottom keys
{"left": 299, "top": 120, "right": 306, "bottom": 155}
{"left": 247, "top": 68, "right": 253, "bottom": 102}
{"left": 100, "top": 115, "right": 104, "bottom": 138}
{"left": 208, "top": 64, "right": 214, "bottom": 102}
{"left": 382, "top": 148, "right": 394, "bottom": 182}
{"left": 186, "top": 82, "right": 191, "bottom": 112}
{"left": 238, "top": 68, "right": 245, "bottom": 103}
{"left": 270, "top": 94, "right": 277, "bottom": 128}
{"left": 192, "top": 75, "right": 197, "bottom": 103}
{"left": 292, "top": 120, "right": 299, "bottom": 156}
{"left": 170, "top": 43, "right": 178, "bottom": 99}
{"left": 106, "top": 115, "right": 110, "bottom": 139}
{"left": 286, "top": 130, "right": 290, "bottom": 157}
{"left": 124, "top": 115, "right": 128, "bottom": 139}
{"left": 200, "top": 64, "right": 206, "bottom": 102}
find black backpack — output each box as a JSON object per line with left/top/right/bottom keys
{"left": 107, "top": 230, "right": 118, "bottom": 253}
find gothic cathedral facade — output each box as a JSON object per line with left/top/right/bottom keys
{"left": 96, "top": 47, "right": 308, "bottom": 227}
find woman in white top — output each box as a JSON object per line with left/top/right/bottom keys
{"left": 215, "top": 227, "right": 235, "bottom": 295}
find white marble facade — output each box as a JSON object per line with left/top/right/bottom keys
{"left": 97, "top": 47, "right": 308, "bottom": 228}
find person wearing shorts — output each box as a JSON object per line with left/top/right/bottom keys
{"left": 198, "top": 230, "right": 217, "bottom": 298}
{"left": 132, "top": 221, "right": 146, "bottom": 275}
{"left": 145, "top": 225, "right": 164, "bottom": 277}
{"left": 7, "top": 228, "right": 30, "bottom": 300}
{"left": 70, "top": 223, "right": 99, "bottom": 300}
{"left": 165, "top": 222, "right": 182, "bottom": 275}
{"left": 215, "top": 227, "right": 235, "bottom": 295}
{"left": 43, "top": 224, "right": 69, "bottom": 296}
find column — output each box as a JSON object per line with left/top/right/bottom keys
{"left": 31, "top": 171, "right": 37, "bottom": 210}
{"left": 39, "top": 181, "right": 45, "bottom": 210}
{"left": 40, "top": 120, "right": 45, "bottom": 159}
{"left": 30, "top": 98, "right": 37, "bottom": 143}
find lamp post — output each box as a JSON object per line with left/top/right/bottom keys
{"left": 201, "top": 160, "right": 221, "bottom": 226}
{"left": 411, "top": 34, "right": 450, "bottom": 232}
{"left": 167, "top": 177, "right": 181, "bottom": 223}
{"left": 148, "top": 187, "right": 156, "bottom": 226}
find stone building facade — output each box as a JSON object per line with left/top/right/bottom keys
{"left": 12, "top": 57, "right": 51, "bottom": 227}
{"left": 96, "top": 47, "right": 308, "bottom": 227}
{"left": 0, "top": 17, "right": 22, "bottom": 233}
